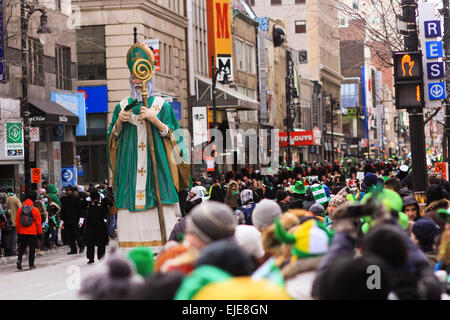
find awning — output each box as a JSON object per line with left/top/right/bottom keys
{"left": 28, "top": 99, "right": 79, "bottom": 125}
{"left": 192, "top": 75, "right": 260, "bottom": 111}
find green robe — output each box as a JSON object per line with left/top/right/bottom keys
{"left": 107, "top": 96, "right": 187, "bottom": 212}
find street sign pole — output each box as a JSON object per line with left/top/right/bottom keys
{"left": 443, "top": 0, "right": 450, "bottom": 164}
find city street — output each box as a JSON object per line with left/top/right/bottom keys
{"left": 0, "top": 243, "right": 117, "bottom": 300}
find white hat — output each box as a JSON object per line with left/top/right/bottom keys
{"left": 234, "top": 225, "right": 265, "bottom": 259}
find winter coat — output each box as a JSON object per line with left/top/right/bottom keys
{"left": 169, "top": 216, "right": 187, "bottom": 242}
{"left": 209, "top": 184, "right": 225, "bottom": 203}
{"left": 5, "top": 194, "right": 21, "bottom": 227}
{"left": 234, "top": 202, "right": 256, "bottom": 225}
{"left": 224, "top": 181, "right": 240, "bottom": 209}
{"left": 16, "top": 199, "right": 43, "bottom": 235}
{"left": 423, "top": 199, "right": 449, "bottom": 231}
{"left": 60, "top": 193, "right": 82, "bottom": 226}
{"left": 282, "top": 256, "right": 323, "bottom": 300}
{"left": 83, "top": 201, "right": 109, "bottom": 247}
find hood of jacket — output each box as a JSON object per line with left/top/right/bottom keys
{"left": 424, "top": 198, "right": 450, "bottom": 214}
{"left": 23, "top": 199, "right": 34, "bottom": 207}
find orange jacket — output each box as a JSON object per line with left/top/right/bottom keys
{"left": 16, "top": 199, "right": 43, "bottom": 235}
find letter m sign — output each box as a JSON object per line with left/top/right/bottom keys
{"left": 216, "top": 2, "right": 230, "bottom": 39}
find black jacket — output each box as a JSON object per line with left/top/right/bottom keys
{"left": 60, "top": 193, "right": 82, "bottom": 226}
{"left": 83, "top": 201, "right": 109, "bottom": 246}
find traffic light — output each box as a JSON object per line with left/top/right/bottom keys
{"left": 393, "top": 51, "right": 424, "bottom": 110}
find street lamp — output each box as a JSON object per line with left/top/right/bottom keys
{"left": 21, "top": 0, "right": 51, "bottom": 196}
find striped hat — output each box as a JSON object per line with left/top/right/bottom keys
{"left": 309, "top": 183, "right": 329, "bottom": 205}
{"left": 274, "top": 218, "right": 333, "bottom": 259}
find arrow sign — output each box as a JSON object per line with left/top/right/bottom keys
{"left": 428, "top": 82, "right": 446, "bottom": 100}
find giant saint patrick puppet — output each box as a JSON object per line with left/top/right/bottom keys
{"left": 107, "top": 42, "right": 190, "bottom": 249}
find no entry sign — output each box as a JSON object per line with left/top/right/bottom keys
{"left": 31, "top": 168, "right": 41, "bottom": 183}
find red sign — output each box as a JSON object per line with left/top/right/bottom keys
{"left": 435, "top": 162, "right": 448, "bottom": 180}
{"left": 279, "top": 131, "right": 314, "bottom": 147}
{"left": 31, "top": 168, "right": 41, "bottom": 183}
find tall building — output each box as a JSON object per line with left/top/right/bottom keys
{"left": 0, "top": 1, "right": 82, "bottom": 192}
{"left": 250, "top": 0, "right": 344, "bottom": 162}
{"left": 74, "top": 0, "right": 188, "bottom": 184}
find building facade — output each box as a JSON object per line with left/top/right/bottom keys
{"left": 0, "top": 0, "right": 81, "bottom": 193}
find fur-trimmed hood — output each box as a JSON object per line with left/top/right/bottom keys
{"left": 281, "top": 256, "right": 323, "bottom": 280}
{"left": 424, "top": 198, "right": 450, "bottom": 214}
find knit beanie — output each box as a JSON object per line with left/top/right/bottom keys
{"left": 412, "top": 219, "right": 440, "bottom": 244}
{"left": 186, "top": 201, "right": 235, "bottom": 244}
{"left": 309, "top": 203, "right": 325, "bottom": 216}
{"left": 127, "top": 247, "right": 154, "bottom": 278}
{"left": 234, "top": 225, "right": 265, "bottom": 259}
{"left": 252, "top": 199, "right": 282, "bottom": 231}
{"left": 364, "top": 173, "right": 378, "bottom": 187}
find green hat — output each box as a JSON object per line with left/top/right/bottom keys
{"left": 290, "top": 180, "right": 307, "bottom": 195}
{"left": 126, "top": 42, "right": 155, "bottom": 74}
{"left": 438, "top": 208, "right": 450, "bottom": 223}
{"left": 127, "top": 246, "right": 154, "bottom": 278}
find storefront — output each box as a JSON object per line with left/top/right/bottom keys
{"left": 191, "top": 75, "right": 260, "bottom": 176}
{"left": 29, "top": 97, "right": 81, "bottom": 191}
{"left": 0, "top": 98, "right": 22, "bottom": 193}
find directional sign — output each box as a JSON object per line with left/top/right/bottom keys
{"left": 427, "top": 62, "right": 444, "bottom": 79}
{"left": 419, "top": 1, "right": 445, "bottom": 108}
{"left": 424, "top": 20, "right": 442, "bottom": 38}
{"left": 428, "top": 82, "right": 446, "bottom": 100}
{"left": 61, "top": 166, "right": 77, "bottom": 187}
{"left": 425, "top": 41, "right": 443, "bottom": 59}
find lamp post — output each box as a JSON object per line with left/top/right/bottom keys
{"left": 21, "top": 0, "right": 50, "bottom": 196}
{"left": 210, "top": 56, "right": 229, "bottom": 174}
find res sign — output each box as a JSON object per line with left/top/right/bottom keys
{"left": 393, "top": 51, "right": 424, "bottom": 110}
{"left": 207, "top": 0, "right": 233, "bottom": 82}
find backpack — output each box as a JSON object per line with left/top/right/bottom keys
{"left": 20, "top": 205, "right": 34, "bottom": 227}
{"left": 240, "top": 203, "right": 256, "bottom": 225}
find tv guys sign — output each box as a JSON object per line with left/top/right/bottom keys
{"left": 279, "top": 131, "right": 314, "bottom": 147}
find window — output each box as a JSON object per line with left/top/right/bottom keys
{"left": 271, "top": 0, "right": 281, "bottom": 5}
{"left": 340, "top": 83, "right": 359, "bottom": 108}
{"left": 245, "top": 43, "right": 255, "bottom": 73}
{"left": 76, "top": 114, "right": 108, "bottom": 184}
{"left": 295, "top": 20, "right": 306, "bottom": 33}
{"left": 236, "top": 39, "right": 244, "bottom": 70}
{"left": 55, "top": 45, "right": 72, "bottom": 91}
{"left": 27, "top": 37, "right": 44, "bottom": 86}
{"left": 76, "top": 26, "right": 106, "bottom": 80}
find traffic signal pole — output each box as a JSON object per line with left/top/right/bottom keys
{"left": 443, "top": 0, "right": 450, "bottom": 164}
{"left": 403, "top": 0, "right": 428, "bottom": 192}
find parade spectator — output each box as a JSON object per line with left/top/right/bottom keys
{"left": 83, "top": 190, "right": 109, "bottom": 264}
{"left": 234, "top": 224, "right": 265, "bottom": 268}
{"left": 384, "top": 178, "right": 402, "bottom": 194}
{"left": 252, "top": 199, "right": 282, "bottom": 232}
{"left": 3, "top": 188, "right": 21, "bottom": 256}
{"left": 169, "top": 187, "right": 202, "bottom": 243}
{"left": 224, "top": 181, "right": 240, "bottom": 211}
{"left": 233, "top": 189, "right": 256, "bottom": 225}
{"left": 411, "top": 219, "right": 440, "bottom": 265}
{"left": 403, "top": 195, "right": 421, "bottom": 234}
{"left": 288, "top": 180, "right": 307, "bottom": 209}
{"left": 276, "top": 190, "right": 291, "bottom": 213}
{"left": 60, "top": 185, "right": 84, "bottom": 255}
{"left": 16, "top": 194, "right": 43, "bottom": 270}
